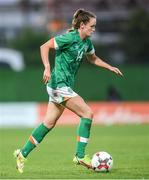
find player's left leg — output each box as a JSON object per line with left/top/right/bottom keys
{"left": 63, "top": 95, "right": 93, "bottom": 168}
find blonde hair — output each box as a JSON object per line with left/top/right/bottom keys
{"left": 68, "top": 9, "right": 96, "bottom": 32}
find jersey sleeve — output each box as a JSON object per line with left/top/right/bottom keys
{"left": 86, "top": 38, "right": 95, "bottom": 55}
{"left": 54, "top": 32, "right": 73, "bottom": 50}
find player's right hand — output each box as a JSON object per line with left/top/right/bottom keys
{"left": 43, "top": 67, "right": 51, "bottom": 84}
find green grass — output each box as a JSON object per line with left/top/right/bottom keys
{"left": 0, "top": 125, "right": 149, "bottom": 179}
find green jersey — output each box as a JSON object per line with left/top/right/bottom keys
{"left": 48, "top": 30, "right": 95, "bottom": 89}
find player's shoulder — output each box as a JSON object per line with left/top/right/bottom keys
{"left": 66, "top": 30, "right": 78, "bottom": 40}
{"left": 57, "top": 30, "right": 77, "bottom": 42}
{"left": 85, "top": 37, "right": 92, "bottom": 43}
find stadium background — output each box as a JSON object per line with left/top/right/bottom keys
{"left": 0, "top": 0, "right": 149, "bottom": 179}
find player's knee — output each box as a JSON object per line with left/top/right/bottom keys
{"left": 81, "top": 108, "right": 94, "bottom": 119}
{"left": 87, "top": 109, "right": 94, "bottom": 119}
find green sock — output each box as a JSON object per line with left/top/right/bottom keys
{"left": 76, "top": 118, "right": 92, "bottom": 158}
{"left": 21, "top": 123, "right": 51, "bottom": 158}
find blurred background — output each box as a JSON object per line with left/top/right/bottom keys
{"left": 0, "top": 0, "right": 149, "bottom": 126}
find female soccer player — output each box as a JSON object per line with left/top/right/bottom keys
{"left": 14, "top": 9, "right": 123, "bottom": 173}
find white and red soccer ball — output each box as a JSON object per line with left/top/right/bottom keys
{"left": 91, "top": 151, "right": 113, "bottom": 172}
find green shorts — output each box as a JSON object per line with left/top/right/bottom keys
{"left": 46, "top": 86, "right": 78, "bottom": 104}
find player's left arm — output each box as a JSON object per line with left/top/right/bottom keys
{"left": 86, "top": 53, "right": 123, "bottom": 76}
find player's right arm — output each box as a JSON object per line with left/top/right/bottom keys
{"left": 40, "top": 33, "right": 73, "bottom": 84}
{"left": 40, "top": 38, "right": 55, "bottom": 84}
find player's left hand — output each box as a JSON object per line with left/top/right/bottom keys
{"left": 109, "top": 66, "right": 123, "bottom": 76}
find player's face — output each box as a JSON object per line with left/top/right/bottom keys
{"left": 83, "top": 18, "right": 96, "bottom": 37}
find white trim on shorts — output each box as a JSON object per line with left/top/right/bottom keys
{"left": 47, "top": 86, "right": 78, "bottom": 104}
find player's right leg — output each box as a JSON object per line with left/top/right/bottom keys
{"left": 14, "top": 102, "right": 64, "bottom": 173}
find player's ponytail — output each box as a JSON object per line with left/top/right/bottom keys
{"left": 67, "top": 9, "right": 96, "bottom": 32}
{"left": 73, "top": 9, "right": 84, "bottom": 19}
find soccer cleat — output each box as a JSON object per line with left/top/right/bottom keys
{"left": 13, "top": 149, "right": 26, "bottom": 173}
{"left": 73, "top": 155, "right": 92, "bottom": 169}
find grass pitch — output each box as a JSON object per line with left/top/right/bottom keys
{"left": 0, "top": 124, "right": 149, "bottom": 179}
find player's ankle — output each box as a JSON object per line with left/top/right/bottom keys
{"left": 76, "top": 153, "right": 84, "bottom": 159}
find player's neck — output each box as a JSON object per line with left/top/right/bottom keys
{"left": 78, "top": 29, "right": 87, "bottom": 40}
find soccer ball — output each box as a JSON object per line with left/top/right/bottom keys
{"left": 91, "top": 151, "right": 113, "bottom": 172}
